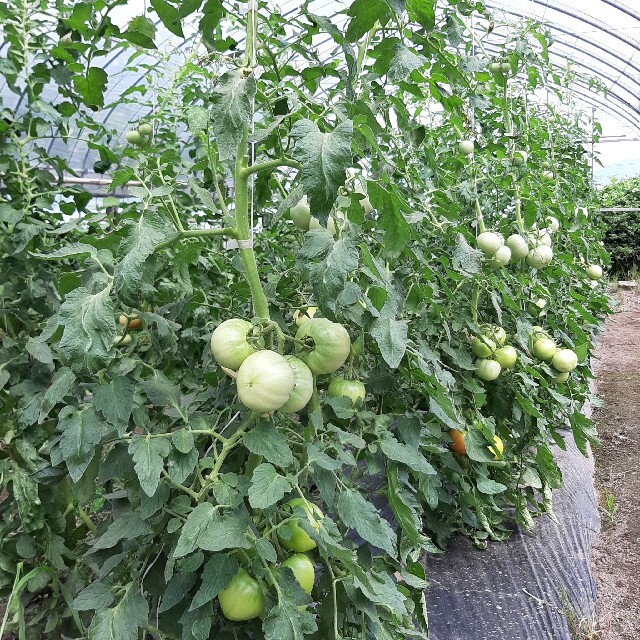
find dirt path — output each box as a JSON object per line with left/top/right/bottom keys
{"left": 591, "top": 286, "right": 640, "bottom": 639}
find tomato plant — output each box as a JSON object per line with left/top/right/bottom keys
{"left": 0, "top": 0, "right": 611, "bottom": 637}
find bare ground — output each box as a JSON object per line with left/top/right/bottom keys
{"left": 591, "top": 286, "right": 640, "bottom": 639}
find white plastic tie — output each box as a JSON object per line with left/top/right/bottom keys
{"left": 237, "top": 239, "right": 254, "bottom": 249}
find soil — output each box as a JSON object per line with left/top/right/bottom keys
{"left": 590, "top": 286, "right": 640, "bottom": 639}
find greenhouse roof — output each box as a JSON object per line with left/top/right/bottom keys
{"left": 1, "top": 0, "right": 638, "bottom": 178}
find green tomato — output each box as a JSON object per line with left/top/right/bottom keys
{"left": 528, "top": 230, "right": 552, "bottom": 247}
{"left": 542, "top": 170, "right": 554, "bottom": 181}
{"left": 494, "top": 245, "right": 511, "bottom": 265}
{"left": 532, "top": 337, "right": 557, "bottom": 361}
{"left": 552, "top": 371, "right": 570, "bottom": 384}
{"left": 477, "top": 231, "right": 504, "bottom": 256}
{"left": 485, "top": 325, "right": 507, "bottom": 346}
{"left": 309, "top": 215, "right": 337, "bottom": 236}
{"left": 295, "top": 318, "right": 351, "bottom": 375}
{"left": 500, "top": 61, "right": 511, "bottom": 73}
{"left": 279, "top": 356, "right": 314, "bottom": 413}
{"left": 290, "top": 196, "right": 311, "bottom": 230}
{"left": 218, "top": 568, "right": 265, "bottom": 621}
{"left": 279, "top": 498, "right": 323, "bottom": 552}
{"left": 494, "top": 345, "right": 517, "bottom": 369}
{"left": 281, "top": 554, "right": 315, "bottom": 595}
{"left": 137, "top": 123, "right": 153, "bottom": 136}
{"left": 551, "top": 348, "right": 578, "bottom": 373}
{"left": 506, "top": 234, "right": 529, "bottom": 261}
{"left": 489, "top": 62, "right": 502, "bottom": 73}
{"left": 512, "top": 150, "right": 528, "bottom": 166}
{"left": 474, "top": 358, "right": 501, "bottom": 381}
{"left": 236, "top": 350, "right": 295, "bottom": 413}
{"left": 526, "top": 245, "right": 553, "bottom": 269}
{"left": 125, "top": 130, "right": 142, "bottom": 145}
{"left": 471, "top": 336, "right": 496, "bottom": 358}
{"left": 210, "top": 319, "right": 262, "bottom": 370}
{"left": 545, "top": 216, "right": 560, "bottom": 233}
{"left": 586, "top": 264, "right": 602, "bottom": 280}
{"left": 327, "top": 377, "right": 366, "bottom": 407}
{"left": 459, "top": 140, "right": 474, "bottom": 155}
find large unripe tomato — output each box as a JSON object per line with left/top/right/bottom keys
{"left": 459, "top": 140, "right": 474, "bottom": 156}
{"left": 474, "top": 359, "right": 501, "bottom": 381}
{"left": 545, "top": 216, "right": 560, "bottom": 233}
{"left": 125, "top": 130, "right": 142, "bottom": 145}
{"left": 528, "top": 230, "right": 552, "bottom": 247}
{"left": 137, "top": 123, "right": 153, "bottom": 136}
{"left": 290, "top": 196, "right": 312, "bottom": 230}
{"left": 551, "top": 348, "right": 578, "bottom": 373}
{"left": 309, "top": 215, "right": 337, "bottom": 236}
{"left": 500, "top": 61, "right": 511, "bottom": 73}
{"left": 210, "top": 319, "right": 262, "bottom": 370}
{"left": 512, "top": 150, "right": 528, "bottom": 166}
{"left": 279, "top": 498, "right": 323, "bottom": 552}
{"left": 526, "top": 245, "right": 553, "bottom": 269}
{"left": 471, "top": 336, "right": 496, "bottom": 358}
{"left": 236, "top": 350, "right": 295, "bottom": 413}
{"left": 293, "top": 306, "right": 318, "bottom": 326}
{"left": 552, "top": 371, "right": 570, "bottom": 384}
{"left": 532, "top": 337, "right": 557, "bottom": 362}
{"left": 477, "top": 231, "right": 504, "bottom": 256}
{"left": 449, "top": 429, "right": 466, "bottom": 454}
{"left": 506, "top": 234, "right": 529, "bottom": 260}
{"left": 485, "top": 325, "right": 507, "bottom": 346}
{"left": 281, "top": 554, "right": 315, "bottom": 595}
{"left": 279, "top": 356, "right": 314, "bottom": 413}
{"left": 327, "top": 377, "right": 366, "bottom": 406}
{"left": 494, "top": 246, "right": 511, "bottom": 265}
{"left": 295, "top": 318, "right": 351, "bottom": 374}
{"left": 218, "top": 568, "right": 265, "bottom": 621}
{"left": 494, "top": 345, "right": 517, "bottom": 369}
{"left": 586, "top": 265, "right": 603, "bottom": 280}
{"left": 489, "top": 62, "right": 502, "bottom": 73}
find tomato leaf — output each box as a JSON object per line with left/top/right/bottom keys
{"left": 248, "top": 463, "right": 292, "bottom": 509}
{"left": 290, "top": 118, "right": 353, "bottom": 222}
{"left": 157, "top": 572, "right": 197, "bottom": 613}
{"left": 58, "top": 286, "right": 116, "bottom": 372}
{"left": 149, "top": 0, "right": 184, "bottom": 37}
{"left": 243, "top": 424, "right": 294, "bottom": 469}
{"left": 93, "top": 377, "right": 134, "bottom": 435}
{"left": 173, "top": 503, "right": 215, "bottom": 558}
{"left": 92, "top": 512, "right": 151, "bottom": 551}
{"left": 371, "top": 315, "right": 408, "bottom": 369}
{"left": 72, "top": 583, "right": 115, "bottom": 611}
{"left": 407, "top": 0, "right": 436, "bottom": 30}
{"left": 59, "top": 405, "right": 103, "bottom": 482}
{"left": 210, "top": 72, "right": 256, "bottom": 161}
{"left": 380, "top": 434, "right": 435, "bottom": 475}
{"left": 189, "top": 554, "right": 238, "bottom": 610}
{"left": 128, "top": 435, "right": 171, "bottom": 497}
{"left": 88, "top": 582, "right": 149, "bottom": 640}
{"left": 336, "top": 488, "right": 397, "bottom": 557}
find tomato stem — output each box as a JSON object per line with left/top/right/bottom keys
{"left": 514, "top": 186, "right": 525, "bottom": 233}
{"left": 240, "top": 157, "right": 301, "bottom": 177}
{"left": 474, "top": 198, "right": 487, "bottom": 233}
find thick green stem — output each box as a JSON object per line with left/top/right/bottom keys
{"left": 235, "top": 130, "right": 270, "bottom": 319}
{"left": 514, "top": 187, "right": 525, "bottom": 233}
{"left": 77, "top": 505, "right": 97, "bottom": 534}
{"left": 471, "top": 282, "right": 480, "bottom": 325}
{"left": 474, "top": 198, "right": 487, "bottom": 233}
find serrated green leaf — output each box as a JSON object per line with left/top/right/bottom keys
{"left": 59, "top": 405, "right": 103, "bottom": 482}
{"left": 290, "top": 118, "right": 353, "bottom": 221}
{"left": 73, "top": 582, "right": 115, "bottom": 611}
{"left": 88, "top": 582, "right": 148, "bottom": 640}
{"left": 336, "top": 488, "right": 396, "bottom": 557}
{"left": 248, "top": 463, "right": 291, "bottom": 509}
{"left": 371, "top": 315, "right": 408, "bottom": 369}
{"left": 210, "top": 72, "right": 256, "bottom": 160}
{"left": 189, "top": 554, "right": 237, "bottom": 610}
{"left": 243, "top": 424, "right": 294, "bottom": 468}
{"left": 379, "top": 435, "right": 435, "bottom": 474}
{"left": 128, "top": 435, "right": 171, "bottom": 496}
{"left": 93, "top": 377, "right": 134, "bottom": 435}
{"left": 58, "top": 286, "right": 116, "bottom": 372}
{"left": 39, "top": 367, "right": 76, "bottom": 422}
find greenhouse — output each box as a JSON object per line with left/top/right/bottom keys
{"left": 0, "top": 1, "right": 638, "bottom": 639}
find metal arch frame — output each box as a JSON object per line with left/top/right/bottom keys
{"left": 482, "top": 42, "right": 640, "bottom": 133}
{"left": 486, "top": 7, "right": 640, "bottom": 79}
{"left": 600, "top": 0, "right": 640, "bottom": 24}
{"left": 487, "top": 0, "right": 640, "bottom": 57}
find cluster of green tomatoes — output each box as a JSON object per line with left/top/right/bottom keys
{"left": 217, "top": 498, "right": 325, "bottom": 621}
{"left": 528, "top": 326, "right": 579, "bottom": 383}
{"left": 471, "top": 325, "right": 517, "bottom": 381}
{"left": 209, "top": 311, "right": 364, "bottom": 415}
{"left": 125, "top": 122, "right": 153, "bottom": 147}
